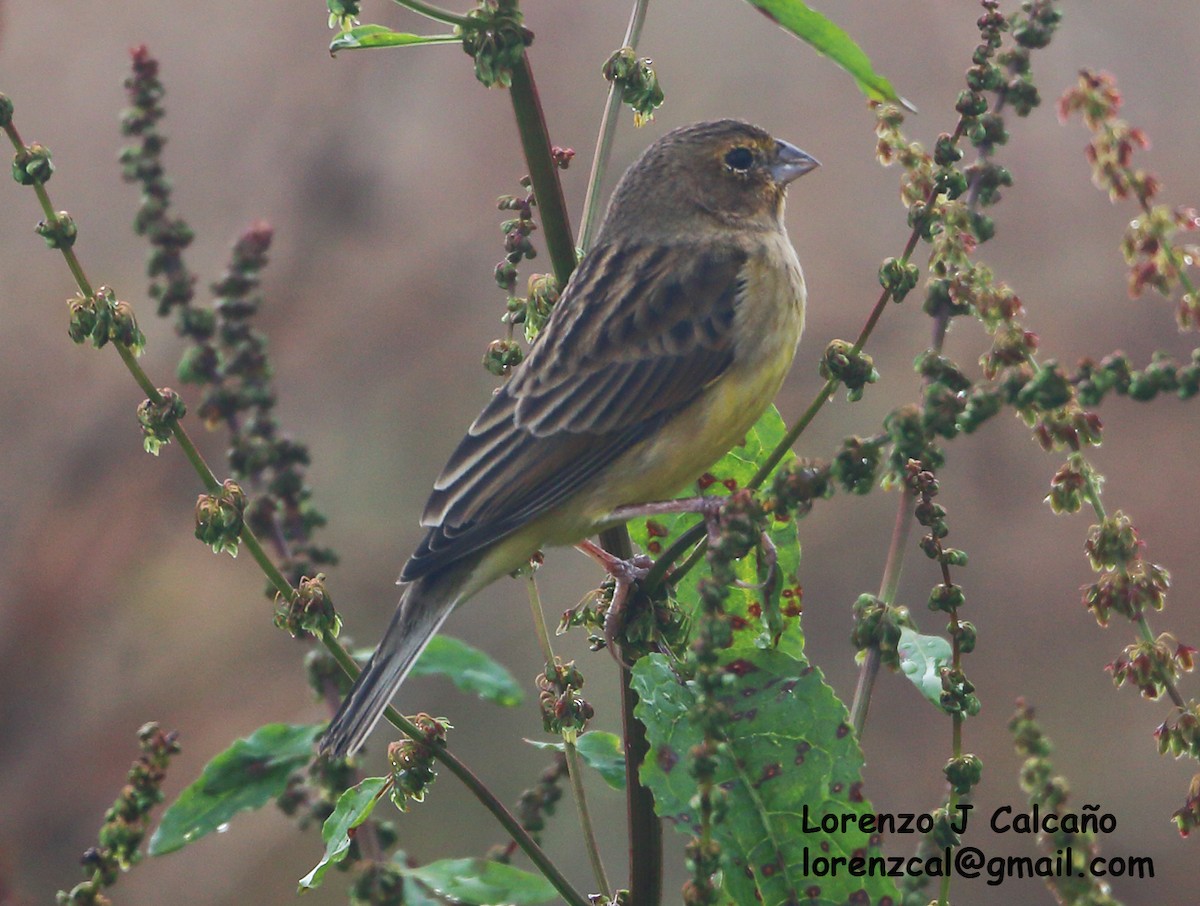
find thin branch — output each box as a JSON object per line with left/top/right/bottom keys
{"left": 526, "top": 576, "right": 612, "bottom": 897}
{"left": 579, "top": 0, "right": 650, "bottom": 252}
{"left": 389, "top": 0, "right": 470, "bottom": 27}
{"left": 508, "top": 54, "right": 577, "bottom": 287}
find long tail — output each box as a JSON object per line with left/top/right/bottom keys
{"left": 319, "top": 569, "right": 464, "bottom": 757}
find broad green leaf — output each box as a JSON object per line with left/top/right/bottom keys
{"left": 397, "top": 858, "right": 557, "bottom": 905}
{"left": 149, "top": 723, "right": 320, "bottom": 856}
{"left": 330, "top": 25, "right": 460, "bottom": 55}
{"left": 627, "top": 405, "right": 807, "bottom": 659}
{"left": 526, "top": 731, "right": 626, "bottom": 790}
{"left": 633, "top": 650, "right": 902, "bottom": 906}
{"left": 410, "top": 634, "right": 524, "bottom": 707}
{"left": 742, "top": 0, "right": 905, "bottom": 105}
{"left": 299, "top": 776, "right": 388, "bottom": 890}
{"left": 898, "top": 626, "right": 954, "bottom": 707}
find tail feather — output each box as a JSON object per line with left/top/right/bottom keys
{"left": 319, "top": 572, "right": 461, "bottom": 757}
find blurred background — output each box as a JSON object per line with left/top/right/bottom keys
{"left": 2, "top": 1, "right": 1198, "bottom": 903}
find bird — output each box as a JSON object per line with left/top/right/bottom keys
{"left": 320, "top": 119, "right": 818, "bottom": 757}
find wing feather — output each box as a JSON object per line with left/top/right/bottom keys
{"left": 402, "top": 239, "right": 747, "bottom": 582}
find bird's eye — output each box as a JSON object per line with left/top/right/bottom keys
{"left": 724, "top": 146, "right": 755, "bottom": 172}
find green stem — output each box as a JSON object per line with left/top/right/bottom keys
{"left": 526, "top": 574, "right": 555, "bottom": 663}
{"left": 526, "top": 576, "right": 612, "bottom": 896}
{"left": 578, "top": 0, "right": 650, "bottom": 252}
{"left": 508, "top": 54, "right": 577, "bottom": 287}
{"left": 389, "top": 0, "right": 469, "bottom": 27}
{"left": 1081, "top": 468, "right": 1107, "bottom": 522}
{"left": 850, "top": 487, "right": 915, "bottom": 736}
{"left": 563, "top": 739, "right": 612, "bottom": 898}
{"left": 320, "top": 633, "right": 593, "bottom": 906}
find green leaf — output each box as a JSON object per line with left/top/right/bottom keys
{"left": 299, "top": 776, "right": 388, "bottom": 890}
{"left": 627, "top": 405, "right": 807, "bottom": 659}
{"left": 526, "top": 731, "right": 626, "bottom": 790}
{"left": 898, "top": 625, "right": 954, "bottom": 707}
{"left": 410, "top": 634, "right": 524, "bottom": 707}
{"left": 396, "top": 858, "right": 557, "bottom": 905}
{"left": 742, "top": 0, "right": 906, "bottom": 105}
{"left": 329, "top": 25, "right": 460, "bottom": 55}
{"left": 149, "top": 723, "right": 320, "bottom": 856}
{"left": 633, "top": 650, "right": 902, "bottom": 906}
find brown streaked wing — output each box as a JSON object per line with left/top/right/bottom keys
{"left": 401, "top": 240, "right": 747, "bottom": 582}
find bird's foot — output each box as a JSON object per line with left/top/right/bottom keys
{"left": 575, "top": 540, "right": 655, "bottom": 667}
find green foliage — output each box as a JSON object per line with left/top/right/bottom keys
{"left": 299, "top": 776, "right": 388, "bottom": 890}
{"left": 409, "top": 634, "right": 524, "bottom": 707}
{"left": 329, "top": 26, "right": 460, "bottom": 54}
{"left": 741, "top": 0, "right": 904, "bottom": 104}
{"left": 149, "top": 723, "right": 321, "bottom": 856}
{"left": 633, "top": 650, "right": 901, "bottom": 906}
{"left": 527, "top": 732, "right": 626, "bottom": 790}
{"left": 897, "top": 626, "right": 954, "bottom": 708}
{"left": 395, "top": 858, "right": 557, "bottom": 905}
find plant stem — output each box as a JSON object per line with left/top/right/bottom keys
{"left": 578, "top": 0, "right": 650, "bottom": 252}
{"left": 389, "top": 0, "right": 469, "bottom": 27}
{"left": 504, "top": 40, "right": 662, "bottom": 896}
{"left": 508, "top": 54, "right": 577, "bottom": 287}
{"left": 526, "top": 576, "right": 612, "bottom": 897}
{"left": 621, "top": 662, "right": 662, "bottom": 906}
{"left": 564, "top": 738, "right": 612, "bottom": 898}
{"left": 599, "top": 523, "right": 662, "bottom": 903}
{"left": 850, "top": 487, "right": 915, "bottom": 736}
{"left": 526, "top": 573, "right": 555, "bottom": 663}
{"left": 320, "top": 633, "right": 593, "bottom": 906}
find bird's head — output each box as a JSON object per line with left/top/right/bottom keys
{"left": 601, "top": 119, "right": 819, "bottom": 240}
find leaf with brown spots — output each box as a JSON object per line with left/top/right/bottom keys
{"left": 626, "top": 405, "right": 806, "bottom": 658}
{"left": 632, "top": 650, "right": 901, "bottom": 906}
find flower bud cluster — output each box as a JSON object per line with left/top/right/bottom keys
{"left": 274, "top": 573, "right": 341, "bottom": 639}
{"left": 387, "top": 713, "right": 449, "bottom": 809}
{"left": 603, "top": 48, "right": 665, "bottom": 126}
{"left": 326, "top": 0, "right": 361, "bottom": 31}
{"left": 681, "top": 491, "right": 775, "bottom": 905}
{"left": 136, "top": 389, "right": 186, "bottom": 455}
{"left": 820, "top": 339, "right": 879, "bottom": 402}
{"left": 1060, "top": 69, "right": 1200, "bottom": 328}
{"left": 194, "top": 479, "right": 246, "bottom": 557}
{"left": 458, "top": 0, "right": 532, "bottom": 89}
{"left": 488, "top": 753, "right": 567, "bottom": 861}
{"left": 1008, "top": 701, "right": 1121, "bottom": 902}
{"left": 536, "top": 659, "right": 594, "bottom": 736}
{"left": 488, "top": 177, "right": 562, "bottom": 375}
{"left": 769, "top": 458, "right": 833, "bottom": 517}
{"left": 1073, "top": 349, "right": 1200, "bottom": 405}
{"left": 56, "top": 724, "right": 181, "bottom": 905}
{"left": 119, "top": 45, "right": 198, "bottom": 323}
{"left": 1108, "top": 635, "right": 1195, "bottom": 701}
{"left": 67, "top": 287, "right": 147, "bottom": 356}
{"left": 850, "top": 594, "right": 913, "bottom": 670}
{"left": 1172, "top": 774, "right": 1200, "bottom": 838}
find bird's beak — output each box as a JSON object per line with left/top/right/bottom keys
{"left": 770, "top": 140, "right": 820, "bottom": 185}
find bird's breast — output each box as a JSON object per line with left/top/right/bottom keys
{"left": 584, "top": 231, "right": 807, "bottom": 517}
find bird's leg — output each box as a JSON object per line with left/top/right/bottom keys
{"left": 736, "top": 529, "right": 778, "bottom": 590}
{"left": 609, "top": 496, "right": 728, "bottom": 546}
{"left": 607, "top": 495, "right": 726, "bottom": 526}
{"left": 575, "top": 539, "right": 653, "bottom": 666}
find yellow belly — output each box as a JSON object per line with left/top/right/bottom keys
{"left": 460, "top": 231, "right": 806, "bottom": 597}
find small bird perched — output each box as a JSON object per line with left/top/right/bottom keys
{"left": 320, "top": 119, "right": 817, "bottom": 757}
